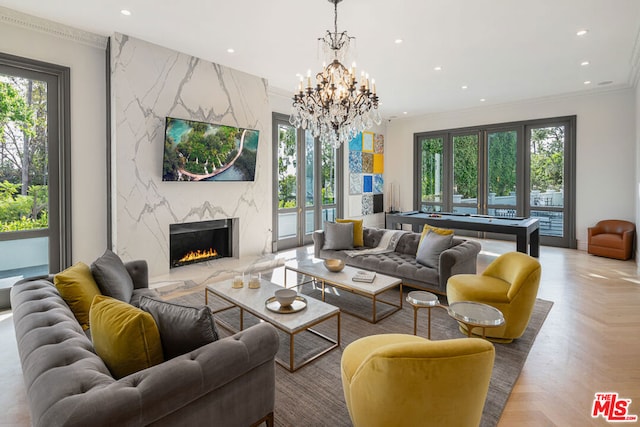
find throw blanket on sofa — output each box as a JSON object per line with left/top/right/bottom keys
{"left": 344, "top": 230, "right": 408, "bottom": 257}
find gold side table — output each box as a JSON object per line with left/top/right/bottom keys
{"left": 406, "top": 291, "right": 441, "bottom": 339}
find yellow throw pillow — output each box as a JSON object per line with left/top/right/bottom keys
{"left": 90, "top": 295, "right": 164, "bottom": 379}
{"left": 54, "top": 262, "right": 102, "bottom": 330}
{"left": 419, "top": 224, "right": 454, "bottom": 244}
{"left": 337, "top": 218, "right": 364, "bottom": 247}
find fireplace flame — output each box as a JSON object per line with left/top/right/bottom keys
{"left": 178, "top": 248, "right": 219, "bottom": 263}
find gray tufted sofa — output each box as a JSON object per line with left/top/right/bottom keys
{"left": 10, "top": 261, "right": 279, "bottom": 427}
{"left": 314, "top": 227, "right": 481, "bottom": 294}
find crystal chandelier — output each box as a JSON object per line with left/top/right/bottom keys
{"left": 289, "top": 0, "right": 382, "bottom": 149}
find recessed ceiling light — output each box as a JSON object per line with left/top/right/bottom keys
{"left": 576, "top": 29, "right": 588, "bottom": 36}
{"left": 434, "top": 66, "right": 442, "bottom": 71}
{"left": 227, "top": 48, "right": 235, "bottom": 54}
{"left": 461, "top": 85, "right": 468, "bottom": 90}
{"left": 581, "top": 60, "right": 590, "bottom": 66}
{"left": 394, "top": 39, "right": 403, "bottom": 44}
{"left": 480, "top": 98, "right": 486, "bottom": 102}
{"left": 120, "top": 9, "right": 131, "bottom": 16}
{"left": 584, "top": 80, "right": 591, "bottom": 85}
{"left": 403, "top": 111, "right": 408, "bottom": 115}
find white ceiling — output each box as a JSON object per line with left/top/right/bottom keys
{"left": 2, "top": 0, "right": 640, "bottom": 119}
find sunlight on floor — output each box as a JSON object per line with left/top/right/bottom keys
{"left": 479, "top": 249, "right": 502, "bottom": 258}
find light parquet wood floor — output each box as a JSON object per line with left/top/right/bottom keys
{"left": 482, "top": 240, "right": 640, "bottom": 427}
{"left": 1, "top": 239, "right": 639, "bottom": 426}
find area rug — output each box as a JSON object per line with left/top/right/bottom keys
{"left": 170, "top": 284, "right": 552, "bottom": 427}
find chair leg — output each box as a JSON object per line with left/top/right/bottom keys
{"left": 265, "top": 412, "right": 274, "bottom": 427}
{"left": 250, "top": 412, "right": 274, "bottom": 427}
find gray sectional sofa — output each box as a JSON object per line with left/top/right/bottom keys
{"left": 10, "top": 261, "right": 279, "bottom": 427}
{"left": 314, "top": 227, "right": 481, "bottom": 294}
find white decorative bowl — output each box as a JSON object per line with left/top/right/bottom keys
{"left": 323, "top": 259, "right": 345, "bottom": 272}
{"left": 274, "top": 289, "right": 297, "bottom": 307}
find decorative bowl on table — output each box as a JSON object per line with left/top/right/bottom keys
{"left": 323, "top": 259, "right": 345, "bottom": 272}
{"left": 274, "top": 289, "right": 297, "bottom": 307}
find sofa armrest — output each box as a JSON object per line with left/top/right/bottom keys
{"left": 438, "top": 239, "right": 481, "bottom": 289}
{"left": 126, "top": 322, "right": 280, "bottom": 425}
{"left": 125, "top": 260, "right": 148, "bottom": 289}
{"left": 313, "top": 230, "right": 325, "bottom": 258}
{"left": 30, "top": 322, "right": 280, "bottom": 427}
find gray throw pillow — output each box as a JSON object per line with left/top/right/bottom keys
{"left": 416, "top": 231, "right": 454, "bottom": 268}
{"left": 91, "top": 249, "right": 134, "bottom": 303}
{"left": 323, "top": 221, "right": 354, "bottom": 250}
{"left": 139, "top": 296, "right": 218, "bottom": 359}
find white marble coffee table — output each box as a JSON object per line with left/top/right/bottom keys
{"left": 284, "top": 259, "right": 403, "bottom": 323}
{"left": 205, "top": 278, "right": 340, "bottom": 372}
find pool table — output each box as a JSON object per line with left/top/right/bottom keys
{"left": 386, "top": 212, "right": 540, "bottom": 257}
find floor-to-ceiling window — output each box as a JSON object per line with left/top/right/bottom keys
{"left": 452, "top": 133, "right": 479, "bottom": 214}
{"left": 417, "top": 135, "right": 444, "bottom": 213}
{"left": 527, "top": 122, "right": 570, "bottom": 244}
{"left": 0, "top": 53, "right": 71, "bottom": 287}
{"left": 272, "top": 113, "right": 343, "bottom": 251}
{"left": 414, "top": 116, "right": 575, "bottom": 248}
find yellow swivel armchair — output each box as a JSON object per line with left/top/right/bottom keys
{"left": 447, "top": 252, "right": 541, "bottom": 342}
{"left": 341, "top": 334, "right": 495, "bottom": 427}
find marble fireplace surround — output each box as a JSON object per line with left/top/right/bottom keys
{"left": 110, "top": 33, "right": 275, "bottom": 287}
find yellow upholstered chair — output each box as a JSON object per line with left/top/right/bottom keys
{"left": 447, "top": 251, "right": 541, "bottom": 342}
{"left": 341, "top": 334, "right": 495, "bottom": 427}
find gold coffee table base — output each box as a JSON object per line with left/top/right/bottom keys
{"left": 205, "top": 281, "right": 340, "bottom": 372}
{"left": 284, "top": 261, "right": 403, "bottom": 324}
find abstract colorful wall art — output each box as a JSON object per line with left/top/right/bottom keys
{"left": 348, "top": 132, "right": 384, "bottom": 215}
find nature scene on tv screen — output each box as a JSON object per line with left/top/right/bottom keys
{"left": 162, "top": 117, "right": 259, "bottom": 181}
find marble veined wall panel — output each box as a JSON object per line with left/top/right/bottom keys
{"left": 111, "top": 33, "right": 272, "bottom": 277}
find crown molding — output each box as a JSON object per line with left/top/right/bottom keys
{"left": 629, "top": 25, "right": 640, "bottom": 88}
{"left": 0, "top": 6, "right": 107, "bottom": 50}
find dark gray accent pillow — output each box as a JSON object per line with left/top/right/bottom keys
{"left": 139, "top": 296, "right": 218, "bottom": 359}
{"left": 90, "top": 249, "right": 134, "bottom": 303}
{"left": 323, "top": 221, "right": 354, "bottom": 250}
{"left": 416, "top": 231, "right": 454, "bottom": 268}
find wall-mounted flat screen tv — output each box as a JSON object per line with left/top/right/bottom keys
{"left": 162, "top": 117, "right": 259, "bottom": 181}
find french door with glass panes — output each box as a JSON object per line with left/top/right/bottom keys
{"left": 423, "top": 128, "right": 521, "bottom": 218}
{"left": 0, "top": 54, "right": 70, "bottom": 288}
{"left": 414, "top": 117, "right": 575, "bottom": 248}
{"left": 272, "top": 113, "right": 342, "bottom": 251}
{"left": 525, "top": 121, "right": 573, "bottom": 247}
{"left": 416, "top": 128, "right": 520, "bottom": 217}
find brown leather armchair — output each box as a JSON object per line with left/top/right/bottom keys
{"left": 588, "top": 220, "right": 635, "bottom": 260}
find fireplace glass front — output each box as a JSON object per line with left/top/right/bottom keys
{"left": 169, "top": 219, "right": 234, "bottom": 268}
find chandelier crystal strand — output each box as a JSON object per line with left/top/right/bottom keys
{"left": 290, "top": 0, "right": 381, "bottom": 148}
